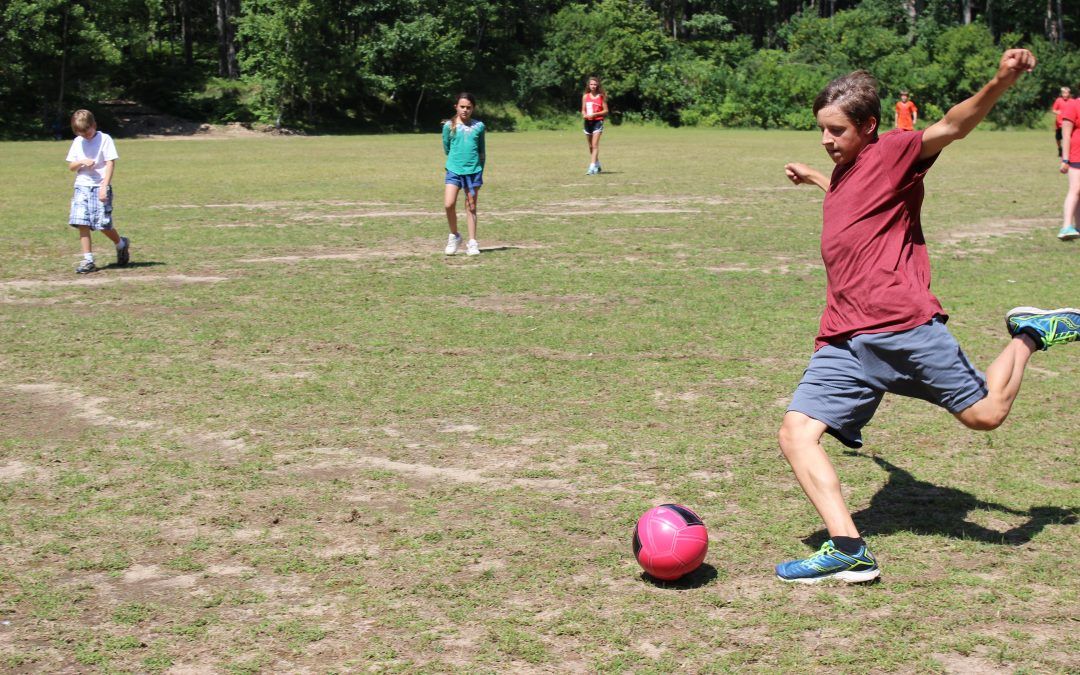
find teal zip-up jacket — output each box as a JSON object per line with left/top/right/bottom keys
{"left": 442, "top": 119, "right": 485, "bottom": 175}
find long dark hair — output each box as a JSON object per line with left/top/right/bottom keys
{"left": 813, "top": 71, "right": 880, "bottom": 138}
{"left": 444, "top": 92, "right": 477, "bottom": 137}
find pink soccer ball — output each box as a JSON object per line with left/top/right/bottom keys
{"left": 632, "top": 504, "right": 709, "bottom": 581}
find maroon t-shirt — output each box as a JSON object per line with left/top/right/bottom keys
{"left": 815, "top": 130, "right": 943, "bottom": 350}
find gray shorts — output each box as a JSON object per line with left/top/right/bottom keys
{"left": 787, "top": 317, "right": 988, "bottom": 448}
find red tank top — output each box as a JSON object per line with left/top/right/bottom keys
{"left": 583, "top": 93, "right": 606, "bottom": 120}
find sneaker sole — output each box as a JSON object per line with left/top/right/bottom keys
{"left": 777, "top": 568, "right": 881, "bottom": 585}
{"left": 1006, "top": 306, "right": 1080, "bottom": 321}
{"left": 1058, "top": 232, "right": 1080, "bottom": 241}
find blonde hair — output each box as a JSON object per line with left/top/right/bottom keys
{"left": 71, "top": 110, "right": 97, "bottom": 134}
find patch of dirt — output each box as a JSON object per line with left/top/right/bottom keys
{"left": 0, "top": 274, "right": 228, "bottom": 292}
{"left": 0, "top": 460, "right": 34, "bottom": 482}
{"left": 930, "top": 650, "right": 1011, "bottom": 674}
{"left": 11, "top": 381, "right": 249, "bottom": 455}
{"left": 935, "top": 218, "right": 1056, "bottom": 247}
{"left": 0, "top": 386, "right": 91, "bottom": 442}
{"left": 13, "top": 383, "right": 156, "bottom": 432}
{"left": 238, "top": 241, "right": 544, "bottom": 263}
{"left": 707, "top": 260, "right": 823, "bottom": 275}
{"left": 454, "top": 293, "right": 595, "bottom": 316}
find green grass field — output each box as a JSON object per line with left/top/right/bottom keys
{"left": 1, "top": 127, "right": 1078, "bottom": 673}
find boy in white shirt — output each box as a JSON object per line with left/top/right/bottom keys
{"left": 66, "top": 109, "right": 130, "bottom": 273}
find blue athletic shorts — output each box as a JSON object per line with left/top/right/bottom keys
{"left": 69, "top": 185, "right": 114, "bottom": 230}
{"left": 787, "top": 317, "right": 988, "bottom": 448}
{"left": 584, "top": 119, "right": 605, "bottom": 135}
{"left": 445, "top": 170, "right": 483, "bottom": 196}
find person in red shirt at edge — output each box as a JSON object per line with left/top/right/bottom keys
{"left": 775, "top": 49, "right": 1080, "bottom": 585}
{"left": 1058, "top": 89, "right": 1080, "bottom": 240}
{"left": 1052, "top": 86, "right": 1072, "bottom": 159}
{"left": 894, "top": 90, "right": 918, "bottom": 130}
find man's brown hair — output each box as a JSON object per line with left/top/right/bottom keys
{"left": 813, "top": 71, "right": 881, "bottom": 137}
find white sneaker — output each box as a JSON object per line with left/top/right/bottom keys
{"left": 586, "top": 164, "right": 596, "bottom": 175}
{"left": 466, "top": 239, "right": 480, "bottom": 256}
{"left": 445, "top": 233, "right": 462, "bottom": 255}
{"left": 595, "top": 162, "right": 602, "bottom": 173}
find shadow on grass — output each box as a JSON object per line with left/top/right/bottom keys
{"left": 640, "top": 563, "right": 718, "bottom": 589}
{"left": 803, "top": 452, "right": 1080, "bottom": 549}
{"left": 99, "top": 261, "right": 167, "bottom": 270}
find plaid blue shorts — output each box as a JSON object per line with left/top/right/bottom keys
{"left": 787, "top": 317, "right": 988, "bottom": 448}
{"left": 69, "top": 185, "right": 114, "bottom": 230}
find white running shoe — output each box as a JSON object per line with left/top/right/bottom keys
{"left": 466, "top": 239, "right": 480, "bottom": 256}
{"left": 595, "top": 162, "right": 602, "bottom": 173}
{"left": 445, "top": 233, "right": 462, "bottom": 255}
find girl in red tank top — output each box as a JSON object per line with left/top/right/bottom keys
{"left": 581, "top": 76, "right": 608, "bottom": 175}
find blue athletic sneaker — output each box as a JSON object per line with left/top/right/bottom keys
{"left": 1005, "top": 307, "right": 1080, "bottom": 350}
{"left": 775, "top": 540, "right": 880, "bottom": 584}
{"left": 1058, "top": 226, "right": 1080, "bottom": 241}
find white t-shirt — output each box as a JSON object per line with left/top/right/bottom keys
{"left": 66, "top": 131, "right": 119, "bottom": 187}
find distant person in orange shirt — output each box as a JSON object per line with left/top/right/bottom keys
{"left": 1052, "top": 86, "right": 1072, "bottom": 158}
{"left": 894, "top": 91, "right": 918, "bottom": 130}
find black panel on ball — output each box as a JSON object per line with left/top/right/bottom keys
{"left": 662, "top": 504, "right": 704, "bottom": 526}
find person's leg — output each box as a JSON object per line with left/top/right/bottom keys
{"left": 584, "top": 131, "right": 593, "bottom": 165}
{"left": 778, "top": 412, "right": 860, "bottom": 539}
{"left": 591, "top": 132, "right": 602, "bottom": 168}
{"left": 78, "top": 226, "right": 93, "bottom": 256}
{"left": 100, "top": 228, "right": 120, "bottom": 246}
{"left": 775, "top": 410, "right": 880, "bottom": 584}
{"left": 954, "top": 335, "right": 1038, "bottom": 430}
{"left": 444, "top": 184, "right": 460, "bottom": 235}
{"left": 464, "top": 188, "right": 479, "bottom": 243}
{"left": 1065, "top": 166, "right": 1080, "bottom": 230}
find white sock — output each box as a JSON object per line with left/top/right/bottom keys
{"left": 83, "top": 252, "right": 94, "bottom": 262}
{"left": 116, "top": 238, "right": 126, "bottom": 249}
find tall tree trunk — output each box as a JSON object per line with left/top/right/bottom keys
{"left": 228, "top": 0, "right": 239, "bottom": 77}
{"left": 1056, "top": 0, "right": 1065, "bottom": 42}
{"left": 413, "top": 85, "right": 425, "bottom": 132}
{"left": 962, "top": 0, "right": 972, "bottom": 24}
{"left": 181, "top": 0, "right": 193, "bottom": 66}
{"left": 216, "top": 0, "right": 239, "bottom": 78}
{"left": 902, "top": 0, "right": 919, "bottom": 42}
{"left": 55, "top": 5, "right": 69, "bottom": 124}
{"left": 1045, "top": 0, "right": 1059, "bottom": 41}
{"left": 984, "top": 0, "right": 992, "bottom": 35}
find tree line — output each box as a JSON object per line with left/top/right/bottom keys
{"left": 1, "top": 0, "right": 1077, "bottom": 138}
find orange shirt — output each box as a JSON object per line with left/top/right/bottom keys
{"left": 895, "top": 100, "right": 918, "bottom": 130}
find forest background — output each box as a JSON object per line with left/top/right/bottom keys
{"left": 2, "top": 0, "right": 1079, "bottom": 138}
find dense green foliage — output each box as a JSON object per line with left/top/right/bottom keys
{"left": 2, "top": 0, "right": 1078, "bottom": 136}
